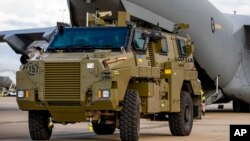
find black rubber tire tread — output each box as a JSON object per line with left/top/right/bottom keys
{"left": 233, "top": 100, "right": 250, "bottom": 112}
{"left": 29, "top": 111, "right": 52, "bottom": 140}
{"left": 233, "top": 100, "right": 241, "bottom": 112}
{"left": 120, "top": 89, "right": 140, "bottom": 141}
{"left": 92, "top": 123, "right": 116, "bottom": 135}
{"left": 169, "top": 91, "right": 194, "bottom": 136}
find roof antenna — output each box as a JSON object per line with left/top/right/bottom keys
{"left": 155, "top": 22, "right": 161, "bottom": 31}
{"left": 151, "top": 22, "right": 161, "bottom": 35}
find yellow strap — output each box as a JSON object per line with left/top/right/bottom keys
{"left": 89, "top": 123, "right": 93, "bottom": 132}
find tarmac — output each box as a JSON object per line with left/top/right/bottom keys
{"left": 0, "top": 97, "right": 250, "bottom": 141}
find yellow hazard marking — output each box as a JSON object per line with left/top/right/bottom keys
{"left": 165, "top": 69, "right": 172, "bottom": 75}
{"left": 138, "top": 59, "right": 143, "bottom": 63}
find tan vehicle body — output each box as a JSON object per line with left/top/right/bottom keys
{"left": 16, "top": 19, "right": 202, "bottom": 140}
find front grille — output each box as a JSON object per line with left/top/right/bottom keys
{"left": 44, "top": 62, "right": 81, "bottom": 101}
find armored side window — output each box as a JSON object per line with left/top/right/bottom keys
{"left": 161, "top": 38, "right": 168, "bottom": 54}
{"left": 133, "top": 30, "right": 146, "bottom": 51}
{"left": 177, "top": 38, "right": 186, "bottom": 56}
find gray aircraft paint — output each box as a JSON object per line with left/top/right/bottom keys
{"left": 223, "top": 14, "right": 250, "bottom": 100}
{"left": 123, "top": 0, "right": 250, "bottom": 103}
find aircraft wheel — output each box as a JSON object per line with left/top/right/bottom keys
{"left": 120, "top": 89, "right": 140, "bottom": 141}
{"left": 233, "top": 100, "right": 250, "bottom": 112}
{"left": 29, "top": 111, "right": 53, "bottom": 140}
{"left": 92, "top": 123, "right": 116, "bottom": 135}
{"left": 169, "top": 91, "right": 193, "bottom": 136}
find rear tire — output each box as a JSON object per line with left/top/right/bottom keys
{"left": 120, "top": 89, "right": 140, "bottom": 141}
{"left": 92, "top": 123, "right": 116, "bottom": 135}
{"left": 29, "top": 111, "right": 52, "bottom": 140}
{"left": 169, "top": 91, "right": 193, "bottom": 136}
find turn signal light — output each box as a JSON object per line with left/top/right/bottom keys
{"left": 97, "top": 90, "right": 102, "bottom": 98}
{"left": 25, "top": 90, "right": 29, "bottom": 98}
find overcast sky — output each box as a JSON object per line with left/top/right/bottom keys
{"left": 0, "top": 0, "right": 250, "bottom": 71}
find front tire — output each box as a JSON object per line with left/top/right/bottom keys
{"left": 92, "top": 123, "right": 116, "bottom": 135}
{"left": 120, "top": 89, "right": 140, "bottom": 141}
{"left": 29, "top": 111, "right": 53, "bottom": 140}
{"left": 169, "top": 91, "right": 194, "bottom": 136}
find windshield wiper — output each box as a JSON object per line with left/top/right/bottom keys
{"left": 46, "top": 45, "right": 74, "bottom": 52}
{"left": 67, "top": 44, "right": 96, "bottom": 52}
{"left": 75, "top": 44, "right": 96, "bottom": 49}
{"left": 47, "top": 44, "right": 97, "bottom": 53}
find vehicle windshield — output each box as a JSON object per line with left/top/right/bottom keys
{"left": 47, "top": 27, "right": 129, "bottom": 52}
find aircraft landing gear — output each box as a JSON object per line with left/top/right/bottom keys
{"left": 233, "top": 100, "right": 250, "bottom": 112}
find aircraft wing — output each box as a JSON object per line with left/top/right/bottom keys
{"left": 0, "top": 27, "right": 56, "bottom": 54}
{"left": 121, "top": 0, "right": 175, "bottom": 32}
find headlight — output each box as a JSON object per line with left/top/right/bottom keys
{"left": 17, "top": 91, "right": 25, "bottom": 98}
{"left": 102, "top": 90, "right": 110, "bottom": 98}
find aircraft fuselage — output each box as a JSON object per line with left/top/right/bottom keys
{"left": 126, "top": 0, "right": 250, "bottom": 103}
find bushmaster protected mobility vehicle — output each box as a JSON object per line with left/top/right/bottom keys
{"left": 16, "top": 22, "right": 202, "bottom": 141}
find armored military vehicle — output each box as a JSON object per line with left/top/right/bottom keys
{"left": 16, "top": 18, "right": 202, "bottom": 140}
